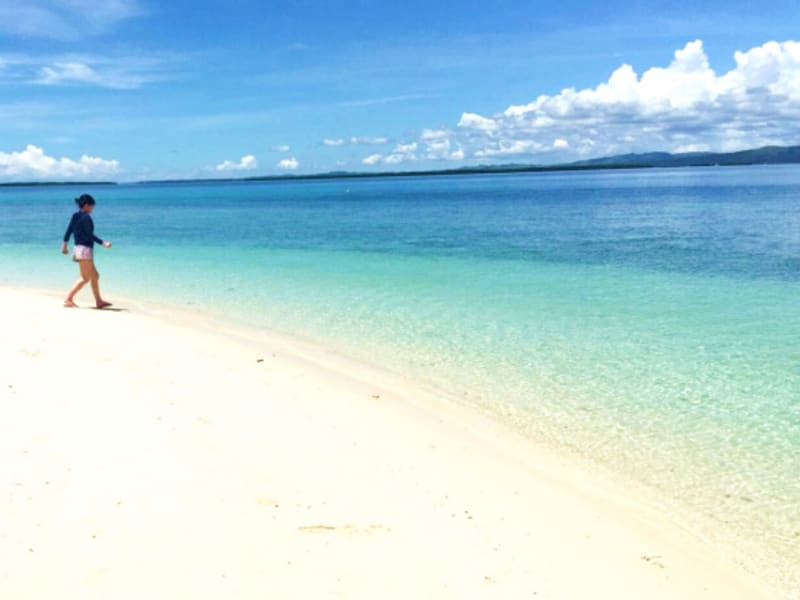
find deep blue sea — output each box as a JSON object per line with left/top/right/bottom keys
{"left": 1, "top": 165, "right": 798, "bottom": 587}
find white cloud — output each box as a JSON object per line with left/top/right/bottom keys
{"left": 0, "top": 53, "right": 169, "bottom": 89}
{"left": 360, "top": 141, "right": 420, "bottom": 166}
{"left": 421, "top": 133, "right": 465, "bottom": 161}
{"left": 381, "top": 141, "right": 417, "bottom": 165}
{"left": 360, "top": 132, "right": 464, "bottom": 167}
{"left": 474, "top": 140, "right": 543, "bottom": 158}
{"left": 271, "top": 144, "right": 291, "bottom": 152}
{"left": 0, "top": 144, "right": 119, "bottom": 179}
{"left": 0, "top": 0, "right": 143, "bottom": 39}
{"left": 347, "top": 39, "right": 800, "bottom": 170}
{"left": 454, "top": 39, "right": 800, "bottom": 159}
{"left": 450, "top": 147, "right": 465, "bottom": 160}
{"left": 216, "top": 155, "right": 258, "bottom": 172}
{"left": 57, "top": 0, "right": 143, "bottom": 27}
{"left": 322, "top": 136, "right": 389, "bottom": 147}
{"left": 350, "top": 136, "right": 388, "bottom": 145}
{"left": 421, "top": 128, "right": 450, "bottom": 141}
{"left": 340, "top": 92, "right": 439, "bottom": 108}
{"left": 674, "top": 143, "right": 710, "bottom": 153}
{"left": 277, "top": 156, "right": 299, "bottom": 170}
{"left": 458, "top": 112, "right": 498, "bottom": 132}
{"left": 393, "top": 142, "right": 418, "bottom": 153}
{"left": 37, "top": 61, "right": 96, "bottom": 83}
{"left": 362, "top": 129, "right": 466, "bottom": 165}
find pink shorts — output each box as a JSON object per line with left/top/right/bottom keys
{"left": 73, "top": 245, "right": 93, "bottom": 262}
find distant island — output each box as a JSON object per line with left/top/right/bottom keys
{"left": 140, "top": 144, "right": 800, "bottom": 185}
{"left": 567, "top": 144, "right": 800, "bottom": 169}
{"left": 2, "top": 145, "right": 799, "bottom": 187}
{"left": 0, "top": 181, "right": 115, "bottom": 188}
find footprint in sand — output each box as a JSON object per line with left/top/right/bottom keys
{"left": 20, "top": 348, "right": 44, "bottom": 357}
{"left": 640, "top": 555, "right": 665, "bottom": 569}
{"left": 298, "top": 524, "right": 389, "bottom": 534}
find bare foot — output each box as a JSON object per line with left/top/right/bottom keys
{"left": 95, "top": 300, "right": 113, "bottom": 309}
{"left": 64, "top": 300, "right": 78, "bottom": 308}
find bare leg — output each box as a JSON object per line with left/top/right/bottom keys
{"left": 65, "top": 261, "right": 93, "bottom": 307}
{"left": 90, "top": 263, "right": 111, "bottom": 309}
{"left": 64, "top": 279, "right": 85, "bottom": 307}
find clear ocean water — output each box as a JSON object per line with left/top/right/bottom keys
{"left": 1, "top": 166, "right": 798, "bottom": 588}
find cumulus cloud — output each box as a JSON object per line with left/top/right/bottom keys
{"left": 360, "top": 129, "right": 465, "bottom": 166}
{"left": 383, "top": 142, "right": 417, "bottom": 165}
{"left": 360, "top": 141, "right": 427, "bottom": 166}
{"left": 474, "top": 140, "right": 542, "bottom": 158}
{"left": 458, "top": 112, "right": 498, "bottom": 132}
{"left": 277, "top": 157, "right": 299, "bottom": 170}
{"left": 362, "top": 39, "right": 800, "bottom": 169}
{"left": 271, "top": 144, "right": 290, "bottom": 152}
{"left": 420, "top": 130, "right": 465, "bottom": 161}
{"left": 362, "top": 153, "right": 382, "bottom": 165}
{"left": 454, "top": 39, "right": 800, "bottom": 159}
{"left": 216, "top": 155, "right": 257, "bottom": 172}
{"left": 323, "top": 136, "right": 389, "bottom": 147}
{"left": 0, "top": 144, "right": 119, "bottom": 179}
{"left": 393, "top": 141, "right": 418, "bottom": 153}
{"left": 351, "top": 136, "right": 388, "bottom": 145}
{"left": 421, "top": 128, "right": 449, "bottom": 141}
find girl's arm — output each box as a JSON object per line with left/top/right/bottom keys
{"left": 62, "top": 214, "right": 77, "bottom": 254}
{"left": 63, "top": 213, "right": 77, "bottom": 243}
{"left": 86, "top": 217, "right": 111, "bottom": 248}
{"left": 87, "top": 216, "right": 111, "bottom": 248}
{"left": 87, "top": 216, "right": 105, "bottom": 246}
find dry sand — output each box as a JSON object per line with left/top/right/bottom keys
{"left": 0, "top": 287, "right": 777, "bottom": 599}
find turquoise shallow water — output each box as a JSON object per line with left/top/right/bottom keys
{"left": 1, "top": 166, "right": 799, "bottom": 587}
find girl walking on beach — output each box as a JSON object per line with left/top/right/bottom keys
{"left": 62, "top": 194, "right": 113, "bottom": 309}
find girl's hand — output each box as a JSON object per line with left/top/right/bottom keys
{"left": 61, "top": 243, "right": 69, "bottom": 255}
{"left": 102, "top": 241, "right": 112, "bottom": 249}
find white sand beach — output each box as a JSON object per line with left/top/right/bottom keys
{"left": 0, "top": 287, "right": 776, "bottom": 599}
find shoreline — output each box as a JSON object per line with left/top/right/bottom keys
{"left": 60, "top": 282, "right": 798, "bottom": 594}
{"left": 0, "top": 286, "right": 781, "bottom": 598}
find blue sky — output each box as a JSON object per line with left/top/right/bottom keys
{"left": 0, "top": 0, "right": 798, "bottom": 180}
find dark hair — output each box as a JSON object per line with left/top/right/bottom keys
{"left": 75, "top": 194, "right": 96, "bottom": 208}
